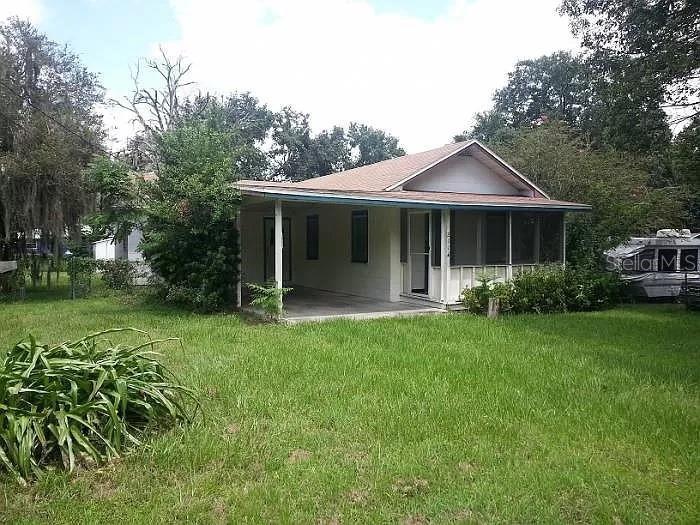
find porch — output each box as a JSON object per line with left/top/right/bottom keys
{"left": 237, "top": 196, "right": 568, "bottom": 312}
{"left": 277, "top": 287, "right": 444, "bottom": 323}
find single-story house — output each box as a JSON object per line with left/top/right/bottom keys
{"left": 237, "top": 139, "right": 590, "bottom": 315}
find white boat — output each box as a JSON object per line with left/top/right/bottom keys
{"left": 605, "top": 229, "right": 700, "bottom": 298}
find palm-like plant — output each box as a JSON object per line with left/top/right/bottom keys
{"left": 0, "top": 329, "right": 196, "bottom": 484}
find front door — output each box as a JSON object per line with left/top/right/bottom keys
{"left": 409, "top": 212, "right": 429, "bottom": 294}
{"left": 263, "top": 217, "right": 291, "bottom": 283}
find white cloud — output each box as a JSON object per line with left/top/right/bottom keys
{"left": 161, "top": 0, "right": 578, "bottom": 152}
{"left": 0, "top": 0, "right": 42, "bottom": 22}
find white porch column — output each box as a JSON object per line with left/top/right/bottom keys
{"left": 274, "top": 199, "right": 283, "bottom": 308}
{"left": 440, "top": 209, "right": 451, "bottom": 304}
{"left": 507, "top": 211, "right": 513, "bottom": 280}
{"left": 236, "top": 210, "right": 242, "bottom": 308}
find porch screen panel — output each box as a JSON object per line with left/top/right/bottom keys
{"left": 512, "top": 212, "right": 537, "bottom": 264}
{"left": 351, "top": 210, "right": 368, "bottom": 263}
{"left": 431, "top": 210, "right": 441, "bottom": 266}
{"left": 451, "top": 211, "right": 479, "bottom": 265}
{"left": 485, "top": 212, "right": 508, "bottom": 264}
{"left": 539, "top": 213, "right": 563, "bottom": 263}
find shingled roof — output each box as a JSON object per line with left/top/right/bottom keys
{"left": 237, "top": 140, "right": 590, "bottom": 211}
{"left": 293, "top": 141, "right": 468, "bottom": 192}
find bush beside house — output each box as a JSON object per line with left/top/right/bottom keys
{"left": 462, "top": 265, "right": 626, "bottom": 315}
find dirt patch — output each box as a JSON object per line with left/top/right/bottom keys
{"left": 205, "top": 386, "right": 220, "bottom": 399}
{"left": 346, "top": 489, "right": 369, "bottom": 505}
{"left": 225, "top": 423, "right": 240, "bottom": 435}
{"left": 211, "top": 498, "right": 227, "bottom": 524}
{"left": 92, "top": 479, "right": 119, "bottom": 500}
{"left": 392, "top": 478, "right": 429, "bottom": 497}
{"left": 401, "top": 514, "right": 429, "bottom": 525}
{"left": 288, "top": 449, "right": 312, "bottom": 463}
{"left": 457, "top": 461, "right": 478, "bottom": 474}
{"left": 316, "top": 515, "right": 341, "bottom": 525}
{"left": 452, "top": 508, "right": 479, "bottom": 523}
{"left": 344, "top": 450, "right": 368, "bottom": 464}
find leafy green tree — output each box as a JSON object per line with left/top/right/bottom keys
{"left": 671, "top": 116, "right": 700, "bottom": 228}
{"left": 459, "top": 51, "right": 671, "bottom": 155}
{"left": 140, "top": 123, "right": 241, "bottom": 311}
{"left": 488, "top": 122, "right": 689, "bottom": 267}
{"left": 83, "top": 157, "right": 142, "bottom": 243}
{"left": 269, "top": 107, "right": 314, "bottom": 181}
{"left": 308, "top": 126, "right": 350, "bottom": 176}
{"left": 493, "top": 52, "right": 589, "bottom": 128}
{"left": 269, "top": 115, "right": 405, "bottom": 180}
{"left": 560, "top": 0, "right": 699, "bottom": 121}
{"left": 347, "top": 122, "right": 405, "bottom": 167}
{"left": 0, "top": 19, "right": 104, "bottom": 259}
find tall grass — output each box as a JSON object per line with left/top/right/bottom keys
{"left": 0, "top": 328, "right": 195, "bottom": 485}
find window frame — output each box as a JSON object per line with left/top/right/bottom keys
{"left": 351, "top": 209, "right": 369, "bottom": 264}
{"left": 306, "top": 214, "right": 319, "bottom": 260}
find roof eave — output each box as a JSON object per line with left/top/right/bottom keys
{"left": 240, "top": 187, "right": 591, "bottom": 212}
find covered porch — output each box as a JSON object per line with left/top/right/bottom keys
{"left": 237, "top": 194, "right": 571, "bottom": 319}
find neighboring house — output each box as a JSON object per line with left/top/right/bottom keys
{"left": 93, "top": 229, "right": 145, "bottom": 262}
{"left": 238, "top": 139, "right": 590, "bottom": 309}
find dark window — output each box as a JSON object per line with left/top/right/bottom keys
{"left": 539, "top": 213, "right": 562, "bottom": 263}
{"left": 306, "top": 215, "right": 319, "bottom": 260}
{"left": 351, "top": 210, "right": 368, "bottom": 263}
{"left": 658, "top": 248, "right": 677, "bottom": 272}
{"left": 680, "top": 249, "right": 698, "bottom": 271}
{"left": 635, "top": 249, "right": 655, "bottom": 272}
{"left": 451, "top": 211, "right": 479, "bottom": 265}
{"left": 512, "top": 213, "right": 537, "bottom": 264}
{"left": 431, "top": 210, "right": 441, "bottom": 266}
{"left": 400, "top": 209, "right": 407, "bottom": 263}
{"left": 485, "top": 212, "right": 507, "bottom": 264}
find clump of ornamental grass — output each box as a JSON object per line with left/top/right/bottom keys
{"left": 0, "top": 329, "right": 196, "bottom": 485}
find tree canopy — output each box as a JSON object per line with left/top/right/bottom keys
{"left": 0, "top": 18, "right": 105, "bottom": 259}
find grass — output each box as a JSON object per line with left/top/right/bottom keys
{"left": 0, "top": 285, "right": 698, "bottom": 523}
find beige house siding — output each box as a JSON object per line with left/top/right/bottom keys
{"left": 241, "top": 202, "right": 402, "bottom": 302}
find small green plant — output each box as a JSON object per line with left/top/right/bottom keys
{"left": 462, "top": 276, "right": 514, "bottom": 315}
{"left": 97, "top": 259, "right": 137, "bottom": 291}
{"left": 246, "top": 282, "right": 292, "bottom": 321}
{"left": 66, "top": 256, "right": 97, "bottom": 299}
{"left": 0, "top": 329, "right": 196, "bottom": 485}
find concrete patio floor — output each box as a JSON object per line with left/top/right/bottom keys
{"left": 277, "top": 287, "right": 445, "bottom": 323}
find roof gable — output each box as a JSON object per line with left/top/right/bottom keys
{"left": 292, "top": 140, "right": 548, "bottom": 198}
{"left": 294, "top": 141, "right": 468, "bottom": 192}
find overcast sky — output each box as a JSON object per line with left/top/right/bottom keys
{"left": 2, "top": 0, "right": 579, "bottom": 152}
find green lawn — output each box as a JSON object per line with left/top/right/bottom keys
{"left": 0, "top": 290, "right": 698, "bottom": 524}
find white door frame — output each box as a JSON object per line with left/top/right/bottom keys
{"left": 407, "top": 210, "right": 431, "bottom": 296}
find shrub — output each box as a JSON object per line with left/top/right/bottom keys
{"left": 140, "top": 124, "right": 241, "bottom": 312}
{"left": 247, "top": 282, "right": 292, "bottom": 321}
{"left": 461, "top": 265, "right": 625, "bottom": 315}
{"left": 462, "top": 277, "right": 514, "bottom": 315}
{"left": 0, "top": 329, "right": 195, "bottom": 485}
{"left": 98, "top": 259, "right": 137, "bottom": 290}
{"left": 66, "top": 256, "right": 97, "bottom": 299}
